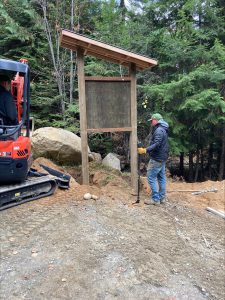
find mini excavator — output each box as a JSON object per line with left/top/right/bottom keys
{"left": 0, "top": 59, "right": 70, "bottom": 210}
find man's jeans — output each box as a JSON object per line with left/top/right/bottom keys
{"left": 147, "top": 159, "right": 166, "bottom": 202}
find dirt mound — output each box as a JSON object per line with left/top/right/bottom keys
{"left": 167, "top": 179, "right": 225, "bottom": 212}
{"left": 32, "top": 158, "right": 224, "bottom": 213}
{"left": 32, "top": 158, "right": 101, "bottom": 201}
{"left": 32, "top": 157, "right": 78, "bottom": 188}
{"left": 141, "top": 176, "right": 224, "bottom": 212}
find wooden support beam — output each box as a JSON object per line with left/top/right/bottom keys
{"left": 87, "top": 127, "right": 132, "bottom": 133}
{"left": 85, "top": 77, "right": 131, "bottom": 82}
{"left": 77, "top": 48, "right": 89, "bottom": 185}
{"left": 129, "top": 63, "right": 138, "bottom": 193}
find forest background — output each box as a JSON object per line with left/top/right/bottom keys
{"left": 0, "top": 0, "right": 225, "bottom": 182}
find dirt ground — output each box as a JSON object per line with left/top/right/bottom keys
{"left": 0, "top": 159, "right": 225, "bottom": 300}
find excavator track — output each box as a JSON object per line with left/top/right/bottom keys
{"left": 0, "top": 176, "right": 57, "bottom": 211}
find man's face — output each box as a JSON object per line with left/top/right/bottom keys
{"left": 0, "top": 80, "right": 11, "bottom": 91}
{"left": 151, "top": 119, "right": 158, "bottom": 127}
{"left": 4, "top": 81, "right": 11, "bottom": 91}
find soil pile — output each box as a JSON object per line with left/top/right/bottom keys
{"left": 32, "top": 158, "right": 225, "bottom": 214}
{"left": 141, "top": 176, "right": 225, "bottom": 212}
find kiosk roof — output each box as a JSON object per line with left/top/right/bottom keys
{"left": 60, "top": 29, "right": 157, "bottom": 71}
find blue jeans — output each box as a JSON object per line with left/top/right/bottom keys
{"left": 147, "top": 159, "right": 166, "bottom": 202}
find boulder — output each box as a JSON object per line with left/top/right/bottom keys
{"left": 102, "top": 153, "right": 121, "bottom": 171}
{"left": 31, "top": 127, "right": 93, "bottom": 165}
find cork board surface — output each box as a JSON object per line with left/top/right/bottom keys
{"left": 85, "top": 81, "right": 131, "bottom": 129}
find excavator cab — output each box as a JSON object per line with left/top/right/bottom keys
{"left": 0, "top": 59, "right": 31, "bottom": 183}
{"left": 0, "top": 59, "right": 68, "bottom": 210}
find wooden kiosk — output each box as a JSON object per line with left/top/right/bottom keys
{"left": 60, "top": 29, "right": 157, "bottom": 192}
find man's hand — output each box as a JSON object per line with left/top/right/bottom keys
{"left": 138, "top": 147, "right": 146, "bottom": 155}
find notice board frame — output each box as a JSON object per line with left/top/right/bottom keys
{"left": 85, "top": 77, "right": 132, "bottom": 133}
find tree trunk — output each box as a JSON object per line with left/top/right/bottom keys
{"left": 38, "top": 0, "right": 66, "bottom": 116}
{"left": 119, "top": 0, "right": 126, "bottom": 21}
{"left": 207, "top": 143, "right": 213, "bottom": 180}
{"left": 179, "top": 152, "right": 184, "bottom": 177}
{"left": 120, "top": 0, "right": 125, "bottom": 6}
{"left": 194, "top": 147, "right": 200, "bottom": 182}
{"left": 188, "top": 151, "right": 194, "bottom": 182}
{"left": 200, "top": 147, "right": 204, "bottom": 181}
{"left": 218, "top": 124, "right": 225, "bottom": 181}
{"left": 70, "top": 0, "right": 74, "bottom": 104}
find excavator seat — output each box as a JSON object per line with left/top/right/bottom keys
{"left": 0, "top": 98, "right": 20, "bottom": 140}
{"left": 0, "top": 124, "right": 20, "bottom": 141}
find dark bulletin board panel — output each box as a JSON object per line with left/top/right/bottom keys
{"left": 85, "top": 80, "right": 131, "bottom": 129}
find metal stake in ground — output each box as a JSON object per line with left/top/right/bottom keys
{"left": 133, "top": 141, "right": 142, "bottom": 204}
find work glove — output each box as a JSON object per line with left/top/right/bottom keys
{"left": 138, "top": 147, "right": 146, "bottom": 155}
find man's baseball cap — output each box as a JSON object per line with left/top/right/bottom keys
{"left": 148, "top": 113, "right": 163, "bottom": 121}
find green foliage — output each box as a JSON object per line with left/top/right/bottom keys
{"left": 89, "top": 133, "right": 113, "bottom": 154}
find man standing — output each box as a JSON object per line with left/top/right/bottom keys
{"left": 0, "top": 74, "right": 18, "bottom": 125}
{"left": 138, "top": 113, "right": 169, "bottom": 205}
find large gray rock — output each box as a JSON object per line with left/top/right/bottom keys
{"left": 31, "top": 127, "right": 93, "bottom": 165}
{"left": 102, "top": 153, "right": 121, "bottom": 171}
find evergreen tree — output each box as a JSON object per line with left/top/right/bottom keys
{"left": 133, "top": 0, "right": 225, "bottom": 181}
{"left": 1, "top": 0, "right": 224, "bottom": 180}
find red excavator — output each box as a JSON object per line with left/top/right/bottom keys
{"left": 0, "top": 59, "right": 69, "bottom": 210}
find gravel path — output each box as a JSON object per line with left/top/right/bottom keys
{"left": 0, "top": 193, "right": 224, "bottom": 300}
